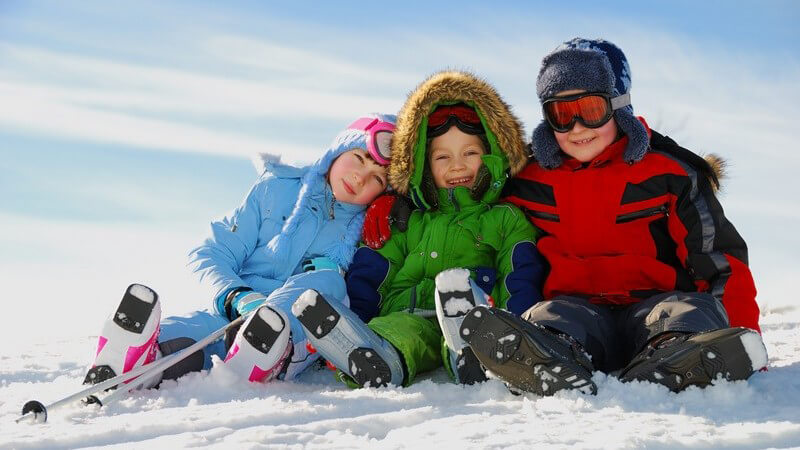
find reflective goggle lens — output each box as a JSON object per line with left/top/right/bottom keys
{"left": 428, "top": 104, "right": 481, "bottom": 128}
{"left": 427, "top": 104, "right": 484, "bottom": 137}
{"left": 543, "top": 94, "right": 613, "bottom": 132}
{"left": 372, "top": 129, "right": 392, "bottom": 162}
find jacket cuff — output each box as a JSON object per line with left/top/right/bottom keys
{"left": 221, "top": 287, "right": 253, "bottom": 321}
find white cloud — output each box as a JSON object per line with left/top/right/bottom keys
{"left": 202, "top": 35, "right": 419, "bottom": 89}
{"left": 0, "top": 42, "right": 403, "bottom": 161}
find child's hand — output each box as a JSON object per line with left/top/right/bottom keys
{"left": 362, "top": 193, "right": 413, "bottom": 249}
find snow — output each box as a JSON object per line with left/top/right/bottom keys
{"left": 129, "top": 284, "right": 156, "bottom": 304}
{"left": 443, "top": 297, "right": 474, "bottom": 316}
{"left": 290, "top": 290, "right": 318, "bottom": 317}
{"left": 434, "top": 268, "right": 471, "bottom": 293}
{"left": 499, "top": 334, "right": 517, "bottom": 344}
{"left": 2, "top": 309, "right": 799, "bottom": 448}
{"left": 741, "top": 330, "right": 770, "bottom": 370}
{"left": 256, "top": 307, "right": 284, "bottom": 334}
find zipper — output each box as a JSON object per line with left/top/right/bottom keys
{"left": 448, "top": 189, "right": 460, "bottom": 212}
{"left": 522, "top": 207, "right": 560, "bottom": 222}
{"left": 328, "top": 188, "right": 335, "bottom": 219}
{"left": 615, "top": 203, "right": 668, "bottom": 224}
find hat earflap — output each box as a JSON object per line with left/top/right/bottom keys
{"left": 531, "top": 120, "right": 564, "bottom": 169}
{"left": 614, "top": 109, "right": 649, "bottom": 164}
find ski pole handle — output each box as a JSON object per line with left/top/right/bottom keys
{"left": 16, "top": 315, "right": 245, "bottom": 424}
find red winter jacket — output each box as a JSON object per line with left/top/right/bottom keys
{"left": 503, "top": 125, "right": 760, "bottom": 332}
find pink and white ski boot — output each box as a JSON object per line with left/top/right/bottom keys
{"left": 224, "top": 305, "right": 292, "bottom": 382}
{"left": 84, "top": 284, "right": 162, "bottom": 389}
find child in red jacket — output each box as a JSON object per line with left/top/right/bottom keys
{"left": 459, "top": 38, "right": 768, "bottom": 395}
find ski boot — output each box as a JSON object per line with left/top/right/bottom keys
{"left": 84, "top": 284, "right": 162, "bottom": 389}
{"left": 224, "top": 305, "right": 292, "bottom": 382}
{"left": 460, "top": 306, "right": 597, "bottom": 396}
{"left": 291, "top": 289, "right": 404, "bottom": 388}
{"left": 434, "top": 268, "right": 489, "bottom": 385}
{"left": 619, "top": 327, "right": 768, "bottom": 392}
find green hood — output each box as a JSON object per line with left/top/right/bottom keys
{"left": 389, "top": 71, "right": 528, "bottom": 210}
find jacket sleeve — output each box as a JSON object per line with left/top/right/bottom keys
{"left": 188, "top": 178, "right": 267, "bottom": 316}
{"left": 345, "top": 246, "right": 390, "bottom": 323}
{"left": 346, "top": 224, "right": 410, "bottom": 321}
{"left": 665, "top": 154, "right": 760, "bottom": 332}
{"left": 493, "top": 205, "right": 546, "bottom": 315}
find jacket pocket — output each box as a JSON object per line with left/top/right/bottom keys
{"left": 615, "top": 203, "right": 668, "bottom": 224}
{"left": 521, "top": 207, "right": 560, "bottom": 222}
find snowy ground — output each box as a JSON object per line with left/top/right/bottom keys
{"left": 2, "top": 305, "right": 799, "bottom": 449}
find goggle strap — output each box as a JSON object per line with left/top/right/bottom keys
{"left": 610, "top": 92, "right": 631, "bottom": 111}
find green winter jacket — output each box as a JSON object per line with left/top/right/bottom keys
{"left": 345, "top": 71, "right": 545, "bottom": 385}
{"left": 376, "top": 70, "right": 541, "bottom": 318}
{"left": 377, "top": 188, "right": 539, "bottom": 316}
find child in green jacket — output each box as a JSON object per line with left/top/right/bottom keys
{"left": 291, "top": 70, "right": 546, "bottom": 387}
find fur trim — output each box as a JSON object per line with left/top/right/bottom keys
{"left": 252, "top": 152, "right": 282, "bottom": 175}
{"left": 704, "top": 153, "right": 726, "bottom": 193}
{"left": 390, "top": 70, "right": 527, "bottom": 194}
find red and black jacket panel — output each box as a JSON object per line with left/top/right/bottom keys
{"left": 503, "top": 130, "right": 759, "bottom": 332}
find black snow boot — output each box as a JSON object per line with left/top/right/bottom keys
{"left": 460, "top": 306, "right": 597, "bottom": 396}
{"left": 619, "top": 327, "right": 768, "bottom": 392}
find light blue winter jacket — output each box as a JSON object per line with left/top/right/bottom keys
{"left": 188, "top": 117, "right": 394, "bottom": 317}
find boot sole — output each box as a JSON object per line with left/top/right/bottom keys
{"left": 348, "top": 348, "right": 393, "bottom": 388}
{"left": 294, "top": 290, "right": 394, "bottom": 388}
{"left": 242, "top": 306, "right": 288, "bottom": 355}
{"left": 435, "top": 268, "right": 480, "bottom": 354}
{"left": 114, "top": 284, "right": 159, "bottom": 334}
{"left": 460, "top": 307, "right": 596, "bottom": 396}
{"left": 435, "top": 269, "right": 488, "bottom": 384}
{"left": 85, "top": 284, "right": 160, "bottom": 386}
{"left": 454, "top": 347, "right": 487, "bottom": 385}
{"left": 620, "top": 327, "right": 766, "bottom": 391}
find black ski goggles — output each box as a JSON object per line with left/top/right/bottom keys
{"left": 427, "top": 103, "right": 485, "bottom": 138}
{"left": 542, "top": 92, "right": 630, "bottom": 133}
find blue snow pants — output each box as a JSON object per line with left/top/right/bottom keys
{"left": 521, "top": 291, "right": 731, "bottom": 372}
{"left": 158, "top": 270, "right": 348, "bottom": 381}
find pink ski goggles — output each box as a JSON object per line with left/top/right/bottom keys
{"left": 348, "top": 116, "right": 395, "bottom": 166}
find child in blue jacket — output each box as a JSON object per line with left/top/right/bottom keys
{"left": 84, "top": 114, "right": 396, "bottom": 388}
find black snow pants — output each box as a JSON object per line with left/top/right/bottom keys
{"left": 520, "top": 291, "right": 731, "bottom": 372}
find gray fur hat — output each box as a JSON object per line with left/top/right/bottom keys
{"left": 531, "top": 38, "right": 649, "bottom": 168}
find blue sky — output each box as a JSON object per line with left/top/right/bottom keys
{"left": 2, "top": 1, "right": 797, "bottom": 223}
{"left": 0, "top": 1, "right": 798, "bottom": 335}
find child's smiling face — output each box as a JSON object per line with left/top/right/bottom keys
{"left": 328, "top": 149, "right": 388, "bottom": 205}
{"left": 429, "top": 126, "right": 486, "bottom": 189}
{"left": 552, "top": 89, "right": 619, "bottom": 162}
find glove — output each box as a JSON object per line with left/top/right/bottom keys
{"left": 302, "top": 257, "right": 342, "bottom": 274}
{"left": 234, "top": 290, "right": 268, "bottom": 317}
{"left": 362, "top": 193, "right": 413, "bottom": 249}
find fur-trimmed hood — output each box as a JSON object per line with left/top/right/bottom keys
{"left": 390, "top": 70, "right": 528, "bottom": 207}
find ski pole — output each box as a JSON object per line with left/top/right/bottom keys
{"left": 16, "top": 315, "right": 245, "bottom": 424}
{"left": 82, "top": 366, "right": 163, "bottom": 409}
